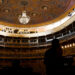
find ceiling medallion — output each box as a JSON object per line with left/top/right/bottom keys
{"left": 18, "top": 11, "right": 30, "bottom": 24}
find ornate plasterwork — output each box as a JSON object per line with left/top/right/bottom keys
{"left": 0, "top": 9, "right": 75, "bottom": 38}
{"left": 0, "top": 0, "right": 71, "bottom": 25}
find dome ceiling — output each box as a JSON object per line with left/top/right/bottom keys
{"left": 0, "top": 0, "right": 74, "bottom": 25}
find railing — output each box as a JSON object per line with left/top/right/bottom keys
{"left": 0, "top": 22, "right": 75, "bottom": 48}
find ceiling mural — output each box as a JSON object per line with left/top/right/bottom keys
{"left": 0, "top": 0, "right": 72, "bottom": 25}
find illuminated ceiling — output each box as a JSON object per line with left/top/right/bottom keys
{"left": 0, "top": 0, "right": 75, "bottom": 37}
{"left": 0, "top": 0, "right": 73, "bottom": 25}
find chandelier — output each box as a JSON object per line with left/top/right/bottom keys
{"left": 18, "top": 11, "right": 30, "bottom": 24}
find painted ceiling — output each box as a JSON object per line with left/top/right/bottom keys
{"left": 0, "top": 0, "right": 74, "bottom": 25}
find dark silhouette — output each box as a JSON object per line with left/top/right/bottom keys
{"left": 44, "top": 39, "right": 64, "bottom": 75}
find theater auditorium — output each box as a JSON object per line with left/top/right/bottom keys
{"left": 0, "top": 0, "right": 75, "bottom": 75}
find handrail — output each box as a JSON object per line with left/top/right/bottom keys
{"left": 0, "top": 31, "right": 74, "bottom": 48}
{"left": 0, "top": 21, "right": 75, "bottom": 48}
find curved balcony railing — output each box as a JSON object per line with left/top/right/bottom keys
{"left": 0, "top": 7, "right": 75, "bottom": 38}
{"left": 0, "top": 21, "right": 75, "bottom": 48}
{"left": 0, "top": 46, "right": 75, "bottom": 59}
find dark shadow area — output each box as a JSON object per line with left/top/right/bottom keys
{"left": 44, "top": 39, "right": 75, "bottom": 75}
{"left": 0, "top": 60, "right": 40, "bottom": 75}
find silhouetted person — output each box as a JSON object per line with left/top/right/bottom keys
{"left": 44, "top": 39, "right": 64, "bottom": 75}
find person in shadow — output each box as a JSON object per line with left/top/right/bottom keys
{"left": 44, "top": 39, "right": 64, "bottom": 75}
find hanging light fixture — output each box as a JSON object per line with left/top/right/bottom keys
{"left": 18, "top": 11, "right": 30, "bottom": 24}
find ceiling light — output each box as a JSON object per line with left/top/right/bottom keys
{"left": 18, "top": 11, "right": 30, "bottom": 24}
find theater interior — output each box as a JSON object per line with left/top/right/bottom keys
{"left": 0, "top": 0, "right": 75, "bottom": 75}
